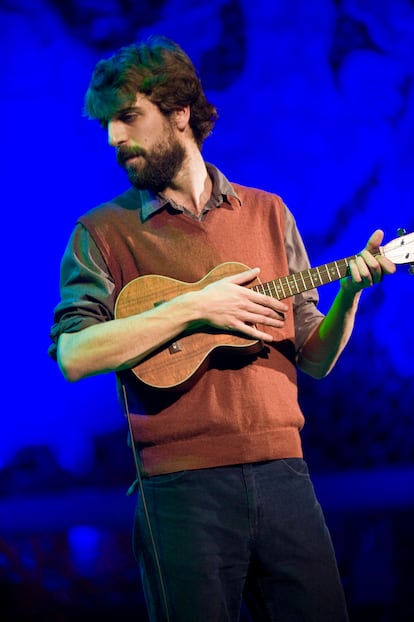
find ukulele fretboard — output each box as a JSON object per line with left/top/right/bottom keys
{"left": 254, "top": 256, "right": 358, "bottom": 300}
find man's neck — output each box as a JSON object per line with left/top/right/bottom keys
{"left": 163, "top": 150, "right": 212, "bottom": 216}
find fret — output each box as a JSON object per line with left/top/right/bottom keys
{"left": 276, "top": 281, "right": 287, "bottom": 299}
{"left": 290, "top": 273, "right": 300, "bottom": 294}
{"left": 322, "top": 263, "right": 332, "bottom": 281}
{"left": 284, "top": 276, "right": 293, "bottom": 296}
{"left": 264, "top": 281, "right": 273, "bottom": 296}
{"left": 315, "top": 266, "right": 322, "bottom": 284}
{"left": 299, "top": 270, "right": 307, "bottom": 292}
{"left": 318, "top": 263, "right": 329, "bottom": 284}
{"left": 307, "top": 269, "right": 315, "bottom": 288}
{"left": 328, "top": 264, "right": 337, "bottom": 279}
{"left": 314, "top": 268, "right": 322, "bottom": 284}
{"left": 267, "top": 282, "right": 278, "bottom": 298}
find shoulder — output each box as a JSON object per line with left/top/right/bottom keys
{"left": 230, "top": 182, "right": 288, "bottom": 231}
{"left": 79, "top": 187, "right": 143, "bottom": 226}
{"left": 230, "top": 182, "right": 285, "bottom": 208}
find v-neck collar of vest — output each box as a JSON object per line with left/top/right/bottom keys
{"left": 136, "top": 162, "right": 242, "bottom": 221}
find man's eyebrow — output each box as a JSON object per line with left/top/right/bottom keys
{"left": 117, "top": 105, "right": 143, "bottom": 116}
{"left": 99, "top": 105, "right": 143, "bottom": 127}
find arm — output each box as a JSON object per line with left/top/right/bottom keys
{"left": 58, "top": 291, "right": 204, "bottom": 381}
{"left": 58, "top": 267, "right": 289, "bottom": 382}
{"left": 297, "top": 229, "right": 396, "bottom": 379}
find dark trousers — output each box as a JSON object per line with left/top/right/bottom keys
{"left": 133, "top": 459, "right": 349, "bottom": 622}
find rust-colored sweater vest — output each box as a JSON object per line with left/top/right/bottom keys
{"left": 79, "top": 183, "right": 305, "bottom": 475}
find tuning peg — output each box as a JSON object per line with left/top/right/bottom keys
{"left": 395, "top": 229, "right": 414, "bottom": 273}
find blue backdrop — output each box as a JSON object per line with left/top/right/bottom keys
{"left": 1, "top": 1, "right": 413, "bottom": 620}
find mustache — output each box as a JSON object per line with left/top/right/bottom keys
{"left": 116, "top": 146, "right": 146, "bottom": 166}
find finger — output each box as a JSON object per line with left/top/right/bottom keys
{"left": 225, "top": 271, "right": 290, "bottom": 315}
{"left": 232, "top": 320, "right": 275, "bottom": 343}
{"left": 377, "top": 255, "right": 397, "bottom": 274}
{"left": 359, "top": 250, "right": 386, "bottom": 284}
{"left": 244, "top": 313, "right": 286, "bottom": 331}
{"left": 354, "top": 254, "right": 385, "bottom": 287}
{"left": 227, "top": 267, "right": 260, "bottom": 286}
{"left": 348, "top": 257, "right": 371, "bottom": 286}
{"left": 244, "top": 288, "right": 289, "bottom": 313}
{"left": 244, "top": 300, "right": 287, "bottom": 322}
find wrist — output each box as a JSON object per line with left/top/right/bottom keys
{"left": 338, "top": 282, "right": 362, "bottom": 308}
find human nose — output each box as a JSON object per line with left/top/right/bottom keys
{"left": 107, "top": 120, "right": 127, "bottom": 147}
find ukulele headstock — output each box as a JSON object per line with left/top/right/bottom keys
{"left": 397, "top": 228, "right": 414, "bottom": 274}
{"left": 382, "top": 228, "right": 414, "bottom": 271}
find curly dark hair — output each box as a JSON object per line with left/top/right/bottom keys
{"left": 84, "top": 35, "right": 218, "bottom": 147}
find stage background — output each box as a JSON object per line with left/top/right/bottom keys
{"left": 1, "top": 0, "right": 413, "bottom": 620}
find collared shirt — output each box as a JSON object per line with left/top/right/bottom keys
{"left": 143, "top": 162, "right": 240, "bottom": 221}
{"left": 49, "top": 163, "right": 324, "bottom": 359}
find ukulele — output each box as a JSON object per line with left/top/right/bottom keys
{"left": 115, "top": 231, "right": 414, "bottom": 390}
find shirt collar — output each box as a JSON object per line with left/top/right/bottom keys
{"left": 139, "top": 162, "right": 241, "bottom": 221}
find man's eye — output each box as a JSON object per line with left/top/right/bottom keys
{"left": 121, "top": 112, "right": 137, "bottom": 123}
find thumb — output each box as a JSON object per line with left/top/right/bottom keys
{"left": 228, "top": 267, "right": 260, "bottom": 286}
{"left": 365, "top": 229, "right": 384, "bottom": 253}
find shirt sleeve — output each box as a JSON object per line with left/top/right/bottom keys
{"left": 48, "top": 224, "right": 116, "bottom": 361}
{"left": 283, "top": 204, "right": 325, "bottom": 352}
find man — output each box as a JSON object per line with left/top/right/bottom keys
{"left": 49, "top": 35, "right": 395, "bottom": 621}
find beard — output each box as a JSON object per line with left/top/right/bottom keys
{"left": 116, "top": 129, "right": 186, "bottom": 194}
